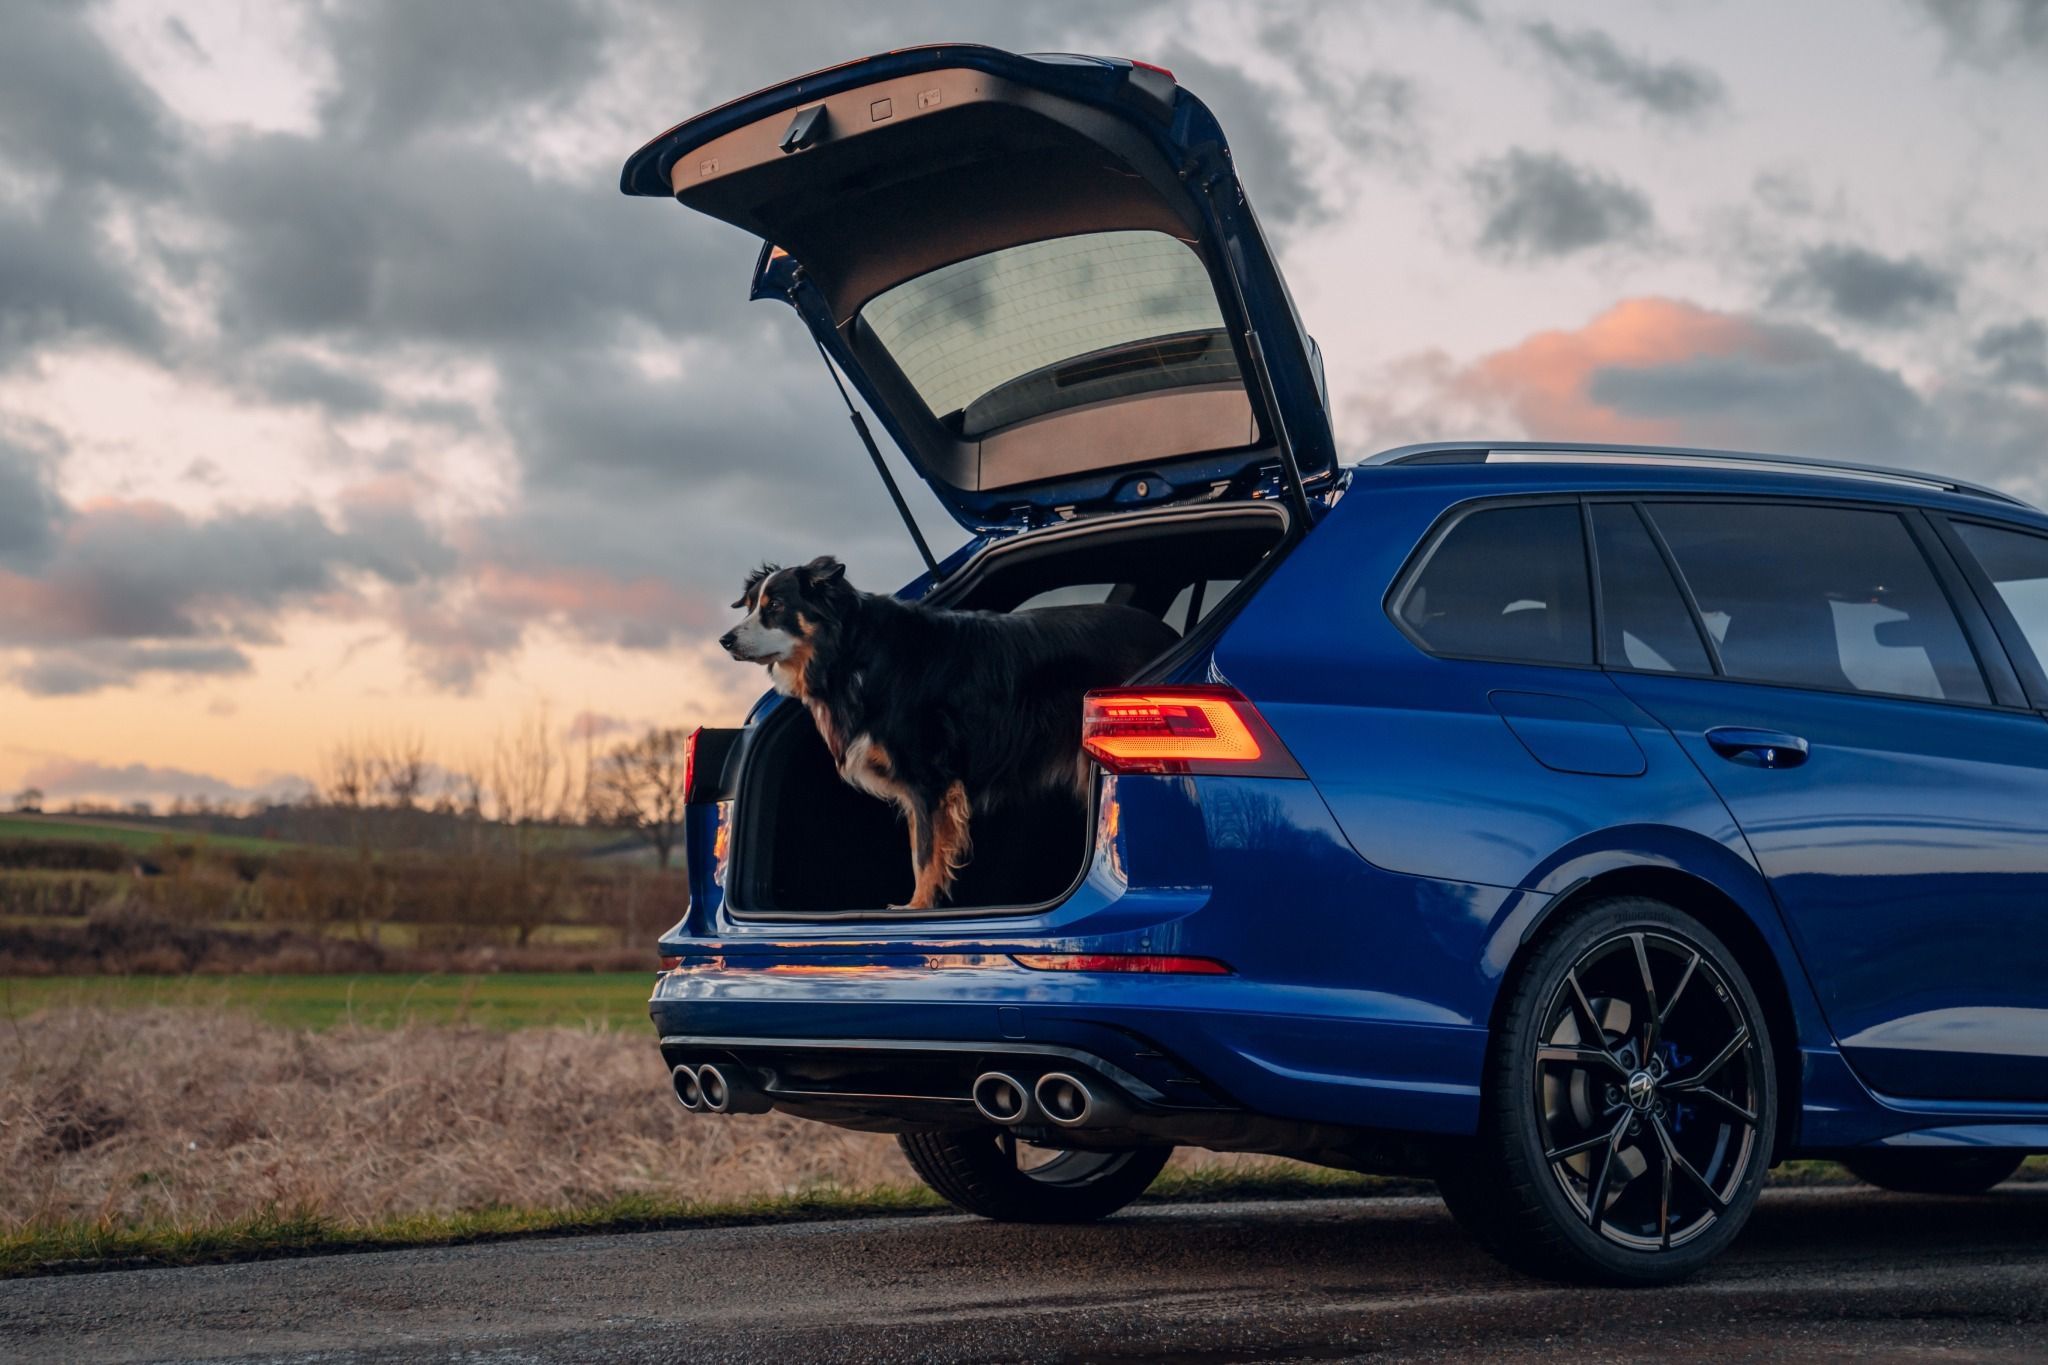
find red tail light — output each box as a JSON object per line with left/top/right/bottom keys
{"left": 1081, "top": 687, "right": 1304, "bottom": 777}
{"left": 1128, "top": 59, "right": 1176, "bottom": 81}
{"left": 1011, "top": 953, "right": 1230, "bottom": 975}
{"left": 681, "top": 726, "right": 700, "bottom": 806}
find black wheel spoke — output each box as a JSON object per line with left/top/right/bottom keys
{"left": 1687, "top": 1086, "right": 1757, "bottom": 1127}
{"left": 1658, "top": 950, "right": 1700, "bottom": 1031}
{"left": 1565, "top": 970, "right": 1625, "bottom": 1068}
{"left": 1667, "top": 1024, "right": 1750, "bottom": 1091}
{"left": 1546, "top": 1127, "right": 1621, "bottom": 1163}
{"left": 1631, "top": 932, "right": 1661, "bottom": 1058}
{"left": 1651, "top": 1116, "right": 1728, "bottom": 1216}
{"left": 1658, "top": 1132, "right": 1674, "bottom": 1250}
{"left": 1536, "top": 1043, "right": 1629, "bottom": 1077}
{"left": 1584, "top": 1113, "right": 1633, "bottom": 1232}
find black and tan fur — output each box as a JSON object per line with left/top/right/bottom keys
{"left": 720, "top": 557, "right": 1176, "bottom": 909}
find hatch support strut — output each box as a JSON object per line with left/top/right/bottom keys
{"left": 812, "top": 337, "right": 940, "bottom": 578}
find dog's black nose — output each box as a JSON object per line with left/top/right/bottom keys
{"left": 718, "top": 630, "right": 737, "bottom": 652}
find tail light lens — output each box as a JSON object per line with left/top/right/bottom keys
{"left": 1081, "top": 687, "right": 1304, "bottom": 777}
{"left": 1012, "top": 953, "right": 1230, "bottom": 975}
{"left": 681, "top": 726, "right": 700, "bottom": 806}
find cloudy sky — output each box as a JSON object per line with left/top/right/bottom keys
{"left": 2, "top": 0, "right": 2045, "bottom": 808}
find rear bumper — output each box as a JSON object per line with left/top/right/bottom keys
{"left": 647, "top": 956, "right": 1487, "bottom": 1143}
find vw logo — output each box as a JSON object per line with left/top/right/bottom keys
{"left": 1626, "top": 1071, "right": 1657, "bottom": 1109}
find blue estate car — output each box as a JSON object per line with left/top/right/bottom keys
{"left": 623, "top": 46, "right": 2046, "bottom": 1283}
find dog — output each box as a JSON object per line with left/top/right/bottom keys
{"left": 719, "top": 556, "right": 1178, "bottom": 909}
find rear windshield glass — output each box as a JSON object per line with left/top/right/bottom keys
{"left": 858, "top": 230, "right": 1241, "bottom": 437}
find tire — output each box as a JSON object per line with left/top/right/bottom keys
{"left": 1842, "top": 1149, "right": 2026, "bottom": 1195}
{"left": 1438, "top": 896, "right": 1779, "bottom": 1285}
{"left": 897, "top": 1130, "right": 1171, "bottom": 1223}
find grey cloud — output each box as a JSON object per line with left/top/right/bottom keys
{"left": 0, "top": 0, "right": 180, "bottom": 192}
{"left": 318, "top": 0, "right": 612, "bottom": 146}
{"left": 13, "top": 644, "right": 252, "bottom": 698}
{"left": 19, "top": 755, "right": 263, "bottom": 800}
{"left": 1975, "top": 318, "right": 2048, "bottom": 387}
{"left": 0, "top": 202, "right": 166, "bottom": 367}
{"left": 1160, "top": 47, "right": 1340, "bottom": 228}
{"left": 0, "top": 496, "right": 454, "bottom": 647}
{"left": 1771, "top": 243, "right": 1957, "bottom": 326}
{"left": 197, "top": 132, "right": 757, "bottom": 353}
{"left": 1524, "top": 22, "right": 1727, "bottom": 121}
{"left": 1908, "top": 0, "right": 2048, "bottom": 67}
{"left": 0, "top": 436, "right": 67, "bottom": 572}
{"left": 1581, "top": 311, "right": 2048, "bottom": 498}
{"left": 243, "top": 354, "right": 388, "bottom": 416}
{"left": 1470, "top": 150, "right": 1653, "bottom": 259}
{"left": 1589, "top": 322, "right": 1927, "bottom": 462}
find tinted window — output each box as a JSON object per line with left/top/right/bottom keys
{"left": 1953, "top": 521, "right": 2048, "bottom": 679}
{"left": 859, "top": 230, "right": 1240, "bottom": 434}
{"left": 1590, "top": 503, "right": 1712, "bottom": 674}
{"left": 1398, "top": 504, "right": 1592, "bottom": 665}
{"left": 1649, "top": 503, "right": 1987, "bottom": 703}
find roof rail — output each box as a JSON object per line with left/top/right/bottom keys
{"left": 1365, "top": 442, "right": 2027, "bottom": 506}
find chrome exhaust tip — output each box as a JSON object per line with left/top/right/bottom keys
{"left": 1034, "top": 1072, "right": 1095, "bottom": 1128}
{"left": 697, "top": 1063, "right": 732, "bottom": 1114}
{"left": 692, "top": 1062, "right": 772, "bottom": 1115}
{"left": 671, "top": 1064, "right": 703, "bottom": 1112}
{"left": 971, "top": 1071, "right": 1031, "bottom": 1125}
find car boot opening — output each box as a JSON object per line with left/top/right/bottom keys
{"left": 726, "top": 505, "right": 1292, "bottom": 918}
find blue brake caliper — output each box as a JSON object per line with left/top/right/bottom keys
{"left": 1662, "top": 1041, "right": 1695, "bottom": 1133}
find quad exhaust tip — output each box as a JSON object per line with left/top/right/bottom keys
{"left": 972, "top": 1071, "right": 1032, "bottom": 1124}
{"left": 670, "top": 1064, "right": 703, "bottom": 1112}
{"left": 1034, "top": 1072, "right": 1095, "bottom": 1128}
{"left": 697, "top": 1063, "right": 732, "bottom": 1114}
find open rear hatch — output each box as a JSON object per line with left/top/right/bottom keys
{"left": 622, "top": 45, "right": 1336, "bottom": 533}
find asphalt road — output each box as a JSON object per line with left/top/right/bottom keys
{"left": 4, "top": 1186, "right": 2045, "bottom": 1363}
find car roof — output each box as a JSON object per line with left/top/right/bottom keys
{"left": 1356, "top": 441, "right": 2038, "bottom": 518}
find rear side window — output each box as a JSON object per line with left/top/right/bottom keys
{"left": 1590, "top": 503, "right": 1712, "bottom": 674}
{"left": 1952, "top": 521, "right": 2048, "bottom": 680}
{"left": 1396, "top": 504, "right": 1592, "bottom": 665}
{"left": 1649, "top": 503, "right": 1988, "bottom": 704}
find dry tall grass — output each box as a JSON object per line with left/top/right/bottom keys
{"left": 2, "top": 1008, "right": 1288, "bottom": 1232}
{"left": 2, "top": 1007, "right": 909, "bottom": 1230}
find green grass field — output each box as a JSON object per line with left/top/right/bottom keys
{"left": 0, "top": 813, "right": 295, "bottom": 856}
{"left": 0, "top": 971, "right": 655, "bottom": 1031}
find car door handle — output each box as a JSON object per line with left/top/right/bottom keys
{"left": 1704, "top": 727, "right": 1810, "bottom": 769}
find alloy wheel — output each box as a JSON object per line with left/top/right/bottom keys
{"left": 1533, "top": 929, "right": 1764, "bottom": 1251}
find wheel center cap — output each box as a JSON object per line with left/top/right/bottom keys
{"left": 1626, "top": 1070, "right": 1658, "bottom": 1109}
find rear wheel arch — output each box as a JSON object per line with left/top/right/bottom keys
{"left": 1503, "top": 866, "right": 1803, "bottom": 1162}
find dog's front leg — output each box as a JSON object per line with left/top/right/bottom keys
{"left": 897, "top": 796, "right": 937, "bottom": 911}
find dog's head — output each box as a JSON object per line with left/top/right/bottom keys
{"left": 718, "top": 556, "right": 853, "bottom": 666}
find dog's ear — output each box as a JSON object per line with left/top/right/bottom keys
{"left": 732, "top": 563, "right": 779, "bottom": 610}
{"left": 801, "top": 555, "right": 847, "bottom": 587}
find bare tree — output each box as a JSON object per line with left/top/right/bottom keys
{"left": 484, "top": 708, "right": 576, "bottom": 945}
{"left": 321, "top": 741, "right": 372, "bottom": 811}
{"left": 600, "top": 728, "right": 690, "bottom": 870}
{"left": 11, "top": 787, "right": 43, "bottom": 813}
{"left": 318, "top": 737, "right": 388, "bottom": 941}
{"left": 374, "top": 734, "right": 428, "bottom": 809}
